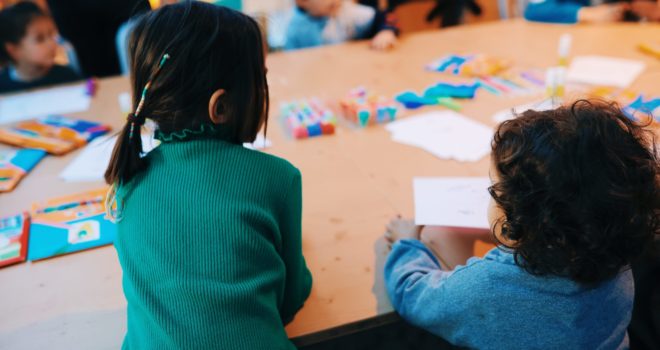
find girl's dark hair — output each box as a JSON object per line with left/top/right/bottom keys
{"left": 105, "top": 1, "right": 269, "bottom": 185}
{"left": 0, "top": 1, "right": 47, "bottom": 65}
{"left": 490, "top": 100, "right": 660, "bottom": 285}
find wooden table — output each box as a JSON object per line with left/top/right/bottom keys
{"left": 1, "top": 19, "right": 659, "bottom": 349}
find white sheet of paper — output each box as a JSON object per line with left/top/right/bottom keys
{"left": 492, "top": 99, "right": 555, "bottom": 123}
{"left": 59, "top": 132, "right": 160, "bottom": 182}
{"left": 0, "top": 84, "right": 91, "bottom": 124}
{"left": 414, "top": 177, "right": 491, "bottom": 229}
{"left": 60, "top": 131, "right": 271, "bottom": 182}
{"left": 566, "top": 56, "right": 645, "bottom": 88}
{"left": 385, "top": 111, "right": 492, "bottom": 162}
{"left": 59, "top": 135, "right": 116, "bottom": 182}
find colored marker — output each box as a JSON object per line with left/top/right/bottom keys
{"left": 482, "top": 77, "right": 511, "bottom": 94}
{"left": 35, "top": 196, "right": 104, "bottom": 214}
{"left": 85, "top": 78, "right": 98, "bottom": 97}
{"left": 437, "top": 97, "right": 462, "bottom": 111}
{"left": 475, "top": 79, "right": 501, "bottom": 96}
{"left": 638, "top": 43, "right": 660, "bottom": 59}
{"left": 492, "top": 77, "right": 525, "bottom": 93}
{"left": 558, "top": 33, "right": 572, "bottom": 67}
{"left": 520, "top": 71, "right": 545, "bottom": 87}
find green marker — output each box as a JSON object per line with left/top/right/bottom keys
{"left": 437, "top": 97, "right": 462, "bottom": 111}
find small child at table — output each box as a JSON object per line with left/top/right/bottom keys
{"left": 286, "top": 0, "right": 399, "bottom": 51}
{"left": 384, "top": 100, "right": 659, "bottom": 349}
{"left": 0, "top": 2, "right": 80, "bottom": 94}
{"left": 104, "top": 3, "right": 312, "bottom": 349}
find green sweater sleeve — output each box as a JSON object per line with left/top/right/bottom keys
{"left": 279, "top": 169, "right": 313, "bottom": 324}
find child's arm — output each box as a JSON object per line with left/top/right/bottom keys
{"left": 524, "top": 0, "right": 584, "bottom": 23}
{"left": 368, "top": 9, "right": 399, "bottom": 50}
{"left": 385, "top": 218, "right": 492, "bottom": 270}
{"left": 278, "top": 170, "right": 313, "bottom": 324}
{"left": 384, "top": 239, "right": 473, "bottom": 340}
{"left": 630, "top": 0, "right": 660, "bottom": 21}
{"left": 524, "top": 0, "right": 624, "bottom": 23}
{"left": 420, "top": 226, "right": 494, "bottom": 270}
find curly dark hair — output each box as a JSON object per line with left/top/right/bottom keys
{"left": 490, "top": 100, "right": 660, "bottom": 285}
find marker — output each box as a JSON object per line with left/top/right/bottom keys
{"left": 341, "top": 88, "right": 397, "bottom": 126}
{"left": 545, "top": 67, "right": 566, "bottom": 102}
{"left": 558, "top": 33, "right": 572, "bottom": 67}
{"left": 520, "top": 71, "right": 545, "bottom": 87}
{"left": 437, "top": 97, "right": 462, "bottom": 111}
{"left": 85, "top": 78, "right": 98, "bottom": 97}
{"left": 475, "top": 79, "right": 501, "bottom": 96}
{"left": 282, "top": 99, "right": 336, "bottom": 138}
{"left": 35, "top": 196, "right": 104, "bottom": 214}
{"left": 638, "top": 43, "right": 660, "bottom": 59}
{"left": 491, "top": 77, "right": 524, "bottom": 93}
{"left": 10, "top": 127, "right": 39, "bottom": 138}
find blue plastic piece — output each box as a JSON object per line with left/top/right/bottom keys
{"left": 307, "top": 123, "right": 322, "bottom": 137}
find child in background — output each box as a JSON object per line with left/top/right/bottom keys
{"left": 630, "top": 0, "right": 660, "bottom": 21}
{"left": 0, "top": 2, "right": 80, "bottom": 94}
{"left": 524, "top": 0, "right": 626, "bottom": 23}
{"left": 385, "top": 101, "right": 659, "bottom": 349}
{"left": 286, "top": 0, "right": 399, "bottom": 51}
{"left": 104, "top": 3, "right": 312, "bottom": 349}
{"left": 525, "top": 0, "right": 659, "bottom": 23}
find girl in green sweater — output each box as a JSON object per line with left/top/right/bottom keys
{"left": 104, "top": 2, "right": 312, "bottom": 349}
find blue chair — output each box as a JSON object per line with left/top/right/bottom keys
{"left": 116, "top": 20, "right": 138, "bottom": 76}
{"left": 57, "top": 36, "right": 82, "bottom": 76}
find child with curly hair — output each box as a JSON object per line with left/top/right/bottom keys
{"left": 384, "top": 100, "right": 659, "bottom": 349}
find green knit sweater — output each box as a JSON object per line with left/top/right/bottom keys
{"left": 114, "top": 127, "right": 313, "bottom": 349}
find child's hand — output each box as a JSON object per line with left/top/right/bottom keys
{"left": 630, "top": 0, "right": 660, "bottom": 21}
{"left": 371, "top": 30, "right": 397, "bottom": 51}
{"left": 578, "top": 4, "right": 626, "bottom": 23}
{"left": 385, "top": 217, "right": 423, "bottom": 246}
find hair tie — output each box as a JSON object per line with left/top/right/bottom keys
{"left": 126, "top": 113, "right": 146, "bottom": 124}
{"left": 127, "top": 53, "right": 171, "bottom": 139}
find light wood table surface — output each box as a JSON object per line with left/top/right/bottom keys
{"left": 1, "top": 19, "right": 659, "bottom": 349}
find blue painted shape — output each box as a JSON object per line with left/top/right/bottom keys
{"left": 429, "top": 55, "right": 468, "bottom": 74}
{"left": 424, "top": 82, "right": 479, "bottom": 99}
{"left": 625, "top": 95, "right": 660, "bottom": 121}
{"left": 396, "top": 91, "right": 438, "bottom": 109}
{"left": 629, "top": 96, "right": 660, "bottom": 113}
